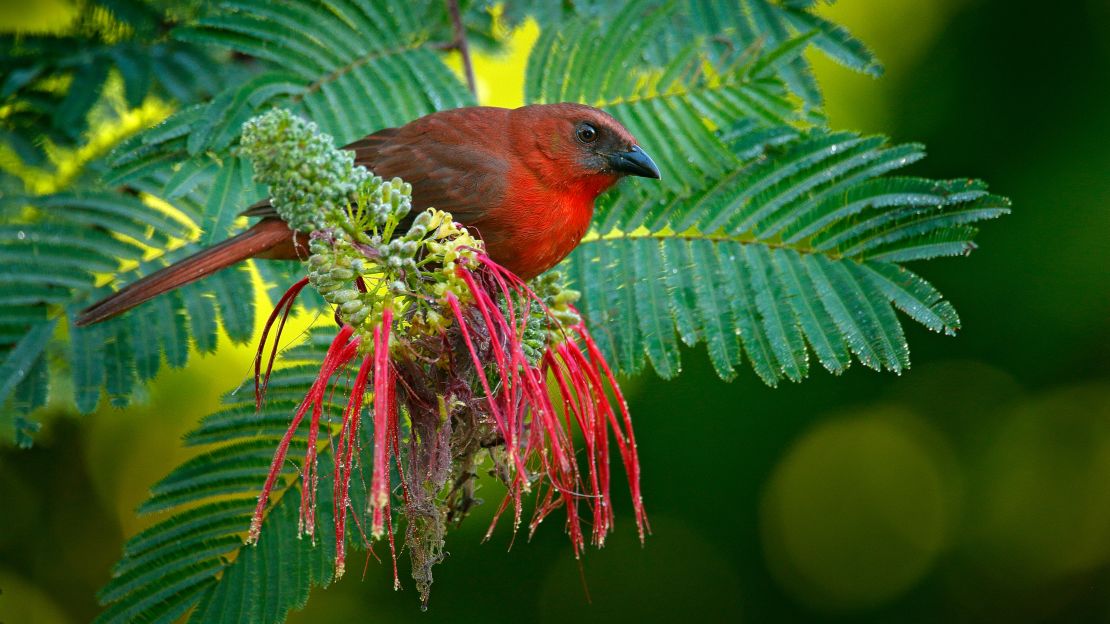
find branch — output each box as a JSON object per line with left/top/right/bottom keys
{"left": 445, "top": 0, "right": 477, "bottom": 97}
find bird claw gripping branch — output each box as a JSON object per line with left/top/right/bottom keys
{"left": 239, "top": 109, "right": 646, "bottom": 605}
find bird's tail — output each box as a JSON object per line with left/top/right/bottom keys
{"left": 76, "top": 219, "right": 294, "bottom": 327}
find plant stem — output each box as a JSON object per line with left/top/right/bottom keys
{"left": 445, "top": 0, "right": 477, "bottom": 97}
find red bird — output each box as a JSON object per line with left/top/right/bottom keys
{"left": 76, "top": 103, "right": 660, "bottom": 326}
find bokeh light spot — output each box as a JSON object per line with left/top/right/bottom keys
{"left": 0, "top": 568, "right": 71, "bottom": 624}
{"left": 761, "top": 408, "right": 958, "bottom": 612}
{"left": 971, "top": 384, "right": 1110, "bottom": 584}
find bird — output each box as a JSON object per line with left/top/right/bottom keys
{"left": 75, "top": 102, "right": 661, "bottom": 326}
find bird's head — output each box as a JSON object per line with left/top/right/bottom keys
{"left": 513, "top": 103, "right": 661, "bottom": 198}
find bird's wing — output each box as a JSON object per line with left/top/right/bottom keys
{"left": 240, "top": 122, "right": 510, "bottom": 229}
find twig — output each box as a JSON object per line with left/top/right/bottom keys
{"left": 445, "top": 0, "right": 477, "bottom": 97}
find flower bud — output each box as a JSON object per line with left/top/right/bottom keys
{"left": 340, "top": 300, "right": 364, "bottom": 314}
{"left": 412, "top": 210, "right": 433, "bottom": 229}
{"left": 331, "top": 289, "right": 359, "bottom": 304}
{"left": 346, "top": 306, "right": 370, "bottom": 326}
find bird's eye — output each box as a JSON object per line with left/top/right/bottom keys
{"left": 576, "top": 123, "right": 598, "bottom": 143}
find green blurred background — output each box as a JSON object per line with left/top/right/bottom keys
{"left": 3, "top": 0, "right": 1110, "bottom": 621}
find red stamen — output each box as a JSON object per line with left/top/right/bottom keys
{"left": 334, "top": 353, "right": 374, "bottom": 577}
{"left": 574, "top": 323, "right": 648, "bottom": 539}
{"left": 369, "top": 306, "right": 395, "bottom": 537}
{"left": 252, "top": 252, "right": 647, "bottom": 592}
{"left": 445, "top": 293, "right": 527, "bottom": 479}
{"left": 255, "top": 277, "right": 310, "bottom": 409}
{"left": 306, "top": 337, "right": 361, "bottom": 534}
{"left": 250, "top": 324, "right": 356, "bottom": 544}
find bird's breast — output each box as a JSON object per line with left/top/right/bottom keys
{"left": 480, "top": 172, "right": 602, "bottom": 280}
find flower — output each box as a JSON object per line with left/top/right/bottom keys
{"left": 241, "top": 109, "right": 647, "bottom": 605}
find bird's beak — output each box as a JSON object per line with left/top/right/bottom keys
{"left": 608, "top": 145, "right": 661, "bottom": 179}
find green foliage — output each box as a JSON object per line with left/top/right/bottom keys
{"left": 0, "top": 318, "right": 55, "bottom": 446}
{"left": 521, "top": 3, "right": 1007, "bottom": 383}
{"left": 0, "top": 0, "right": 476, "bottom": 416}
{"left": 506, "top": 0, "right": 882, "bottom": 108}
{"left": 95, "top": 331, "right": 369, "bottom": 624}
{"left": 0, "top": 0, "right": 218, "bottom": 166}
{"left": 566, "top": 124, "right": 1008, "bottom": 383}
{"left": 0, "top": 0, "right": 1007, "bottom": 621}
{"left": 0, "top": 185, "right": 257, "bottom": 414}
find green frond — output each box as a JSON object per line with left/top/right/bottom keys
{"left": 35, "top": 192, "right": 195, "bottom": 245}
{"left": 69, "top": 317, "right": 107, "bottom": 413}
{"left": 0, "top": 1, "right": 218, "bottom": 165}
{"left": 630, "top": 237, "right": 681, "bottom": 378}
{"left": 745, "top": 0, "right": 821, "bottom": 106}
{"left": 0, "top": 190, "right": 201, "bottom": 417}
{"left": 564, "top": 128, "right": 1008, "bottom": 382}
{"left": 96, "top": 330, "right": 368, "bottom": 624}
{"left": 525, "top": 2, "right": 810, "bottom": 196}
{"left": 778, "top": 6, "right": 883, "bottom": 76}
{"left": 141, "top": 437, "right": 304, "bottom": 513}
{"left": 0, "top": 179, "right": 265, "bottom": 412}
{"left": 0, "top": 319, "right": 57, "bottom": 437}
{"left": 3, "top": 355, "right": 49, "bottom": 446}
{"left": 6, "top": 1, "right": 479, "bottom": 416}
{"left": 200, "top": 156, "right": 246, "bottom": 244}
{"left": 209, "top": 265, "right": 258, "bottom": 343}
{"left": 516, "top": 0, "right": 881, "bottom": 109}
{"left": 101, "top": 320, "right": 137, "bottom": 407}
{"left": 126, "top": 0, "right": 474, "bottom": 169}
{"left": 185, "top": 401, "right": 305, "bottom": 446}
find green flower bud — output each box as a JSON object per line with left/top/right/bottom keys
{"left": 340, "top": 300, "right": 364, "bottom": 314}
{"left": 347, "top": 306, "right": 370, "bottom": 326}
{"left": 412, "top": 210, "right": 433, "bottom": 229}
{"left": 331, "top": 289, "right": 360, "bottom": 304}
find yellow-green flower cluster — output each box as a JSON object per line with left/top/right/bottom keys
{"left": 306, "top": 236, "right": 377, "bottom": 326}
{"left": 302, "top": 202, "right": 484, "bottom": 340}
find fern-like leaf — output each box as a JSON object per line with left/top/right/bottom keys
{"left": 0, "top": 0, "right": 478, "bottom": 415}
{"left": 96, "top": 332, "right": 371, "bottom": 624}
{"left": 510, "top": 0, "right": 881, "bottom": 108}
{"left": 563, "top": 126, "right": 1008, "bottom": 381}
{"left": 0, "top": 1, "right": 218, "bottom": 164}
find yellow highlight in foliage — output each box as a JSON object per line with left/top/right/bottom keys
{"left": 1, "top": 95, "right": 173, "bottom": 195}
{"left": 442, "top": 15, "right": 540, "bottom": 108}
